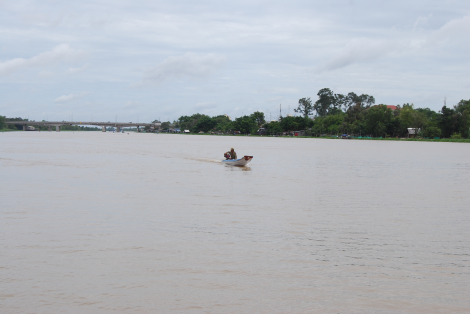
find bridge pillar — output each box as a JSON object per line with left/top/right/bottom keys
{"left": 56, "top": 126, "right": 60, "bottom": 132}
{"left": 116, "top": 126, "right": 121, "bottom": 132}
{"left": 23, "top": 124, "right": 27, "bottom": 131}
{"left": 137, "top": 126, "right": 140, "bottom": 132}
{"left": 48, "top": 126, "right": 52, "bottom": 132}
{"left": 102, "top": 126, "right": 106, "bottom": 132}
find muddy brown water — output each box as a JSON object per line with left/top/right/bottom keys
{"left": 1, "top": 132, "right": 469, "bottom": 313}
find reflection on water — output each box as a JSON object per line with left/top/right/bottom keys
{"left": 224, "top": 165, "right": 252, "bottom": 171}
{"left": 1, "top": 132, "right": 470, "bottom": 313}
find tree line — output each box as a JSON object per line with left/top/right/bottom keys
{"left": 303, "top": 88, "right": 469, "bottom": 138}
{"left": 171, "top": 88, "right": 469, "bottom": 138}
{"left": 2, "top": 88, "right": 469, "bottom": 138}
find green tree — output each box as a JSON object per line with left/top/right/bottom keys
{"left": 250, "top": 111, "right": 265, "bottom": 127}
{"left": 365, "top": 105, "right": 393, "bottom": 137}
{"left": 265, "top": 121, "right": 282, "bottom": 135}
{"left": 312, "top": 113, "right": 344, "bottom": 136}
{"left": 212, "top": 115, "right": 232, "bottom": 133}
{"left": 193, "top": 115, "right": 216, "bottom": 133}
{"left": 161, "top": 121, "right": 170, "bottom": 130}
{"left": 234, "top": 115, "right": 257, "bottom": 134}
{"left": 344, "top": 102, "right": 367, "bottom": 133}
{"left": 439, "top": 106, "right": 459, "bottom": 138}
{"left": 294, "top": 97, "right": 314, "bottom": 118}
{"left": 343, "top": 92, "right": 375, "bottom": 112}
{"left": 280, "top": 116, "right": 299, "bottom": 132}
{"left": 454, "top": 99, "right": 470, "bottom": 138}
{"left": 0, "top": 115, "right": 5, "bottom": 129}
{"left": 400, "top": 104, "right": 428, "bottom": 136}
{"left": 314, "top": 88, "right": 336, "bottom": 117}
{"left": 178, "top": 113, "right": 207, "bottom": 132}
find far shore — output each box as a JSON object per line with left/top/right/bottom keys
{"left": 3, "top": 128, "right": 469, "bottom": 143}
{"left": 156, "top": 132, "right": 470, "bottom": 143}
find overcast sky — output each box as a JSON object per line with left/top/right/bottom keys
{"left": 1, "top": 0, "right": 469, "bottom": 122}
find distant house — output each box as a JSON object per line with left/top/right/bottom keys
{"left": 373, "top": 105, "right": 398, "bottom": 110}
{"left": 407, "top": 128, "right": 421, "bottom": 138}
{"left": 174, "top": 128, "right": 181, "bottom": 133}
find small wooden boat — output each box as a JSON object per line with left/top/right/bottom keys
{"left": 222, "top": 156, "right": 253, "bottom": 167}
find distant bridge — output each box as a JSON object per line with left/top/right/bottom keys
{"left": 5, "top": 121, "right": 162, "bottom": 132}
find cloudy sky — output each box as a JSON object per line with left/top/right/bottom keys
{"left": 1, "top": 0, "right": 469, "bottom": 122}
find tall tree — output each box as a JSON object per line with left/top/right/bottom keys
{"left": 454, "top": 99, "right": 470, "bottom": 138}
{"left": 251, "top": 111, "right": 266, "bottom": 127}
{"left": 234, "top": 115, "right": 257, "bottom": 134}
{"left": 161, "top": 121, "right": 171, "bottom": 130}
{"left": 344, "top": 92, "right": 375, "bottom": 111}
{"left": 266, "top": 121, "right": 282, "bottom": 135}
{"left": 439, "top": 106, "right": 459, "bottom": 138}
{"left": 365, "top": 105, "right": 393, "bottom": 137}
{"left": 294, "top": 97, "right": 314, "bottom": 118}
{"left": 280, "top": 116, "right": 299, "bottom": 132}
{"left": 193, "top": 115, "right": 216, "bottom": 132}
{"left": 400, "top": 104, "right": 428, "bottom": 136}
{"left": 314, "top": 88, "right": 336, "bottom": 117}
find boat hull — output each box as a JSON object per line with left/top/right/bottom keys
{"left": 222, "top": 156, "right": 253, "bottom": 167}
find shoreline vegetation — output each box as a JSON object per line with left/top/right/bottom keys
{"left": 176, "top": 133, "right": 470, "bottom": 143}
{"left": 2, "top": 126, "right": 469, "bottom": 142}
{"left": 2, "top": 88, "right": 469, "bottom": 141}
{"left": 167, "top": 88, "right": 470, "bottom": 141}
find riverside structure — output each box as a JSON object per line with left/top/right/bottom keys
{"left": 4, "top": 121, "right": 161, "bottom": 132}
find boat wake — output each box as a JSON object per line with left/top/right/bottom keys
{"left": 190, "top": 158, "right": 222, "bottom": 164}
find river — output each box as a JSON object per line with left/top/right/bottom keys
{"left": 1, "top": 131, "right": 469, "bottom": 313}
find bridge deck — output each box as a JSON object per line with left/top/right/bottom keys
{"left": 5, "top": 121, "right": 161, "bottom": 127}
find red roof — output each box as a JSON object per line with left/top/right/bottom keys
{"left": 373, "top": 105, "right": 398, "bottom": 110}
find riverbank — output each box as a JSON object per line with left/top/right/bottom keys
{"left": 163, "top": 132, "right": 470, "bottom": 143}
{"left": 344, "top": 137, "right": 470, "bottom": 143}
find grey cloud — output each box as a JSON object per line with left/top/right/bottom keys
{"left": 194, "top": 102, "right": 218, "bottom": 110}
{"left": 318, "top": 38, "right": 405, "bottom": 72}
{"left": 140, "top": 53, "right": 226, "bottom": 85}
{"left": 426, "top": 15, "right": 470, "bottom": 45}
{"left": 0, "top": 44, "right": 85, "bottom": 76}
{"left": 319, "top": 14, "right": 470, "bottom": 72}
{"left": 124, "top": 101, "right": 139, "bottom": 109}
{"left": 413, "top": 14, "right": 433, "bottom": 30}
{"left": 66, "top": 64, "right": 89, "bottom": 74}
{"left": 54, "top": 93, "right": 85, "bottom": 103}
{"left": 1, "top": 0, "right": 469, "bottom": 120}
{"left": 254, "top": 87, "right": 300, "bottom": 94}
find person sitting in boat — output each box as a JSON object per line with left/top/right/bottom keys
{"left": 224, "top": 148, "right": 237, "bottom": 160}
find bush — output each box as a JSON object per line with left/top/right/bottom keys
{"left": 450, "top": 132, "right": 463, "bottom": 139}
{"left": 422, "top": 126, "right": 441, "bottom": 139}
